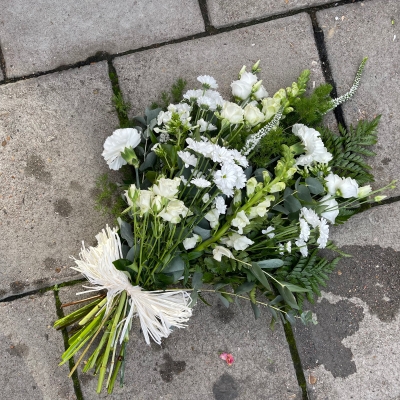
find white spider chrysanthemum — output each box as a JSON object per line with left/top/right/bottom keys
{"left": 197, "top": 75, "right": 218, "bottom": 89}
{"left": 317, "top": 218, "right": 329, "bottom": 249}
{"left": 191, "top": 177, "right": 211, "bottom": 188}
{"left": 178, "top": 151, "right": 198, "bottom": 168}
{"left": 102, "top": 128, "right": 141, "bottom": 170}
{"left": 71, "top": 226, "right": 192, "bottom": 345}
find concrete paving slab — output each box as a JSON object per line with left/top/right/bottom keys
{"left": 114, "top": 13, "right": 325, "bottom": 117}
{"left": 0, "top": 62, "right": 118, "bottom": 299}
{"left": 0, "top": 291, "right": 75, "bottom": 399}
{"left": 59, "top": 285, "right": 301, "bottom": 399}
{"left": 293, "top": 202, "right": 400, "bottom": 399}
{"left": 317, "top": 1, "right": 400, "bottom": 198}
{"left": 207, "top": 0, "right": 332, "bottom": 28}
{"left": 0, "top": 0, "right": 204, "bottom": 78}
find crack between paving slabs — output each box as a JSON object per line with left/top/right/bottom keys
{"left": 0, "top": 0, "right": 372, "bottom": 86}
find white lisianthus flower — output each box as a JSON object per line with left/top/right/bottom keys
{"left": 231, "top": 80, "right": 252, "bottom": 100}
{"left": 178, "top": 151, "right": 198, "bottom": 168}
{"left": 220, "top": 101, "right": 244, "bottom": 124}
{"left": 191, "top": 177, "right": 211, "bottom": 188}
{"left": 231, "top": 210, "right": 250, "bottom": 234}
{"left": 240, "top": 71, "right": 258, "bottom": 86}
{"left": 183, "top": 89, "right": 203, "bottom": 101}
{"left": 358, "top": 185, "right": 372, "bottom": 198}
{"left": 102, "top": 128, "right": 141, "bottom": 170}
{"left": 293, "top": 124, "right": 333, "bottom": 166}
{"left": 262, "top": 226, "right": 275, "bottom": 238}
{"left": 317, "top": 218, "right": 329, "bottom": 249}
{"left": 205, "top": 208, "right": 220, "bottom": 229}
{"left": 325, "top": 173, "right": 359, "bottom": 198}
{"left": 300, "top": 207, "right": 320, "bottom": 228}
{"left": 213, "top": 246, "right": 234, "bottom": 262}
{"left": 325, "top": 173, "right": 343, "bottom": 195}
{"left": 202, "top": 193, "right": 210, "bottom": 203}
{"left": 152, "top": 177, "right": 181, "bottom": 199}
{"left": 198, "top": 118, "right": 217, "bottom": 132}
{"left": 320, "top": 195, "right": 339, "bottom": 224}
{"left": 295, "top": 239, "right": 308, "bottom": 257}
{"left": 244, "top": 104, "right": 265, "bottom": 127}
{"left": 159, "top": 200, "right": 189, "bottom": 224}
{"left": 214, "top": 196, "right": 227, "bottom": 214}
{"left": 136, "top": 190, "right": 154, "bottom": 215}
{"left": 253, "top": 84, "right": 269, "bottom": 100}
{"left": 221, "top": 232, "right": 254, "bottom": 251}
{"left": 299, "top": 217, "right": 310, "bottom": 242}
{"left": 197, "top": 75, "right": 218, "bottom": 89}
{"left": 183, "top": 234, "right": 201, "bottom": 250}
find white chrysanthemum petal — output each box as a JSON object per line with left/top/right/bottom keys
{"left": 191, "top": 177, "right": 211, "bottom": 188}
{"left": 295, "top": 239, "right": 308, "bottom": 257}
{"left": 300, "top": 207, "right": 320, "bottom": 228}
{"left": 214, "top": 196, "right": 227, "bottom": 214}
{"left": 102, "top": 128, "right": 141, "bottom": 170}
{"left": 299, "top": 218, "right": 310, "bottom": 242}
{"left": 178, "top": 151, "right": 198, "bottom": 168}
{"left": 317, "top": 218, "right": 329, "bottom": 249}
{"left": 197, "top": 75, "right": 218, "bottom": 89}
{"left": 320, "top": 195, "right": 339, "bottom": 224}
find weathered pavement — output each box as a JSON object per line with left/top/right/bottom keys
{"left": 0, "top": 0, "right": 399, "bottom": 399}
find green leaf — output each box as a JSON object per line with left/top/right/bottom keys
{"left": 254, "top": 168, "right": 267, "bottom": 183}
{"left": 154, "top": 273, "right": 174, "bottom": 287}
{"left": 297, "top": 184, "right": 313, "bottom": 203}
{"left": 286, "top": 310, "right": 297, "bottom": 324}
{"left": 145, "top": 107, "right": 162, "bottom": 122}
{"left": 192, "top": 272, "right": 203, "bottom": 289}
{"left": 277, "top": 286, "right": 299, "bottom": 310}
{"left": 280, "top": 281, "right": 310, "bottom": 293}
{"left": 251, "top": 302, "right": 260, "bottom": 320}
{"left": 251, "top": 262, "right": 272, "bottom": 291}
{"left": 272, "top": 205, "right": 289, "bottom": 215}
{"left": 217, "top": 292, "right": 230, "bottom": 308}
{"left": 117, "top": 218, "right": 134, "bottom": 247}
{"left": 305, "top": 177, "right": 324, "bottom": 194}
{"left": 112, "top": 259, "right": 137, "bottom": 281}
{"left": 284, "top": 195, "right": 302, "bottom": 213}
{"left": 190, "top": 290, "right": 198, "bottom": 306}
{"left": 235, "top": 281, "right": 255, "bottom": 295}
{"left": 187, "top": 251, "right": 203, "bottom": 261}
{"left": 145, "top": 171, "right": 157, "bottom": 183}
{"left": 257, "top": 259, "right": 284, "bottom": 269}
{"left": 163, "top": 255, "right": 185, "bottom": 274}
{"left": 126, "top": 245, "right": 138, "bottom": 262}
{"left": 139, "top": 152, "right": 157, "bottom": 171}
{"left": 193, "top": 226, "right": 211, "bottom": 240}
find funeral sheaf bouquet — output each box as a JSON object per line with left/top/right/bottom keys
{"left": 54, "top": 59, "right": 394, "bottom": 393}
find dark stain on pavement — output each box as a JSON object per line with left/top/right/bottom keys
{"left": 6, "top": 343, "right": 30, "bottom": 358}
{"left": 214, "top": 303, "right": 235, "bottom": 324}
{"left": 294, "top": 298, "right": 364, "bottom": 378}
{"left": 159, "top": 353, "right": 186, "bottom": 382}
{"left": 54, "top": 198, "right": 73, "bottom": 217}
{"left": 9, "top": 281, "right": 29, "bottom": 293}
{"left": 213, "top": 373, "right": 239, "bottom": 400}
{"left": 69, "top": 180, "right": 84, "bottom": 192}
{"left": 25, "top": 154, "right": 51, "bottom": 183}
{"left": 381, "top": 157, "right": 391, "bottom": 165}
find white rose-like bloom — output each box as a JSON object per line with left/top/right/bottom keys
{"left": 293, "top": 124, "right": 333, "bottom": 166}
{"left": 71, "top": 226, "right": 192, "bottom": 346}
{"left": 244, "top": 104, "right": 265, "bottom": 127}
{"left": 178, "top": 151, "right": 198, "bottom": 168}
{"left": 253, "top": 84, "right": 269, "bottom": 100}
{"left": 220, "top": 101, "right": 244, "bottom": 124}
{"left": 214, "top": 196, "right": 227, "bottom": 214}
{"left": 221, "top": 232, "right": 254, "bottom": 251}
{"left": 152, "top": 177, "right": 181, "bottom": 199}
{"left": 183, "top": 234, "right": 201, "bottom": 250}
{"left": 159, "top": 200, "right": 189, "bottom": 224}
{"left": 213, "top": 246, "right": 234, "bottom": 262}
{"left": 317, "top": 218, "right": 329, "bottom": 249}
{"left": 191, "top": 177, "right": 211, "bottom": 188}
{"left": 205, "top": 208, "right": 220, "bottom": 229}
{"left": 198, "top": 118, "right": 217, "bottom": 132}
{"left": 197, "top": 75, "right": 218, "bottom": 89}
{"left": 240, "top": 72, "right": 258, "bottom": 86}
{"left": 102, "top": 128, "right": 141, "bottom": 170}
{"left": 325, "top": 173, "right": 359, "bottom": 198}
{"left": 231, "top": 210, "right": 250, "bottom": 234}
{"left": 320, "top": 195, "right": 339, "bottom": 224}
{"left": 231, "top": 79, "right": 252, "bottom": 100}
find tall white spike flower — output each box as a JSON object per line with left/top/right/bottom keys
{"left": 72, "top": 226, "right": 192, "bottom": 346}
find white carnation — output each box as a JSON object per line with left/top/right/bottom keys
{"left": 197, "top": 75, "right": 218, "bottom": 89}
{"left": 214, "top": 196, "right": 227, "bottom": 214}
{"left": 320, "top": 195, "right": 339, "bottom": 224}
{"left": 178, "top": 151, "right": 198, "bottom": 168}
{"left": 191, "top": 178, "right": 211, "bottom": 188}
{"left": 317, "top": 218, "right": 329, "bottom": 249}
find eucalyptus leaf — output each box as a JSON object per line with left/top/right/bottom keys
{"left": 235, "top": 281, "right": 255, "bottom": 295}
{"left": 280, "top": 281, "right": 310, "bottom": 293}
{"left": 192, "top": 272, "right": 203, "bottom": 289}
{"left": 257, "top": 259, "right": 284, "bottom": 269}
{"left": 217, "top": 292, "right": 230, "bottom": 308}
{"left": 193, "top": 225, "right": 211, "bottom": 240}
{"left": 277, "top": 286, "right": 299, "bottom": 310}
{"left": 254, "top": 168, "right": 267, "bottom": 183}
{"left": 163, "top": 255, "right": 185, "bottom": 274}
{"left": 272, "top": 205, "right": 289, "bottom": 215}
{"left": 139, "top": 152, "right": 157, "bottom": 171}
{"left": 250, "top": 262, "right": 272, "bottom": 291}
{"left": 297, "top": 184, "right": 313, "bottom": 203}
{"left": 117, "top": 218, "right": 134, "bottom": 247}
{"left": 145, "top": 107, "right": 162, "bottom": 122}
{"left": 250, "top": 302, "right": 260, "bottom": 320}
{"left": 284, "top": 195, "right": 302, "bottom": 213}
{"left": 306, "top": 177, "right": 324, "bottom": 194}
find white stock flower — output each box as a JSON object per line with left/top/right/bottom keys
{"left": 152, "top": 177, "right": 181, "bottom": 199}
{"left": 299, "top": 218, "right": 310, "bottom": 242}
{"left": 221, "top": 232, "right": 254, "bottom": 251}
{"left": 205, "top": 208, "right": 220, "bottom": 229}
{"left": 198, "top": 118, "right": 217, "bottom": 132}
{"left": 183, "top": 234, "right": 201, "bottom": 250}
{"left": 293, "top": 124, "right": 333, "bottom": 166}
{"left": 317, "top": 218, "right": 329, "bottom": 249}
{"left": 71, "top": 225, "right": 192, "bottom": 346}
{"left": 191, "top": 177, "right": 211, "bottom": 188}
{"left": 202, "top": 193, "right": 210, "bottom": 203}
{"left": 159, "top": 200, "right": 189, "bottom": 224}
{"left": 102, "top": 128, "right": 141, "bottom": 170}
{"left": 178, "top": 151, "right": 198, "bottom": 168}
{"left": 220, "top": 102, "right": 244, "bottom": 124}
{"left": 157, "top": 110, "right": 173, "bottom": 125}
{"left": 300, "top": 207, "right": 320, "bottom": 228}
{"left": 320, "top": 195, "right": 339, "bottom": 224}
{"left": 213, "top": 246, "right": 234, "bottom": 262}
{"left": 295, "top": 239, "right": 308, "bottom": 257}
{"left": 197, "top": 75, "right": 218, "bottom": 89}
{"left": 231, "top": 210, "right": 250, "bottom": 234}
{"left": 253, "top": 85, "right": 269, "bottom": 100}
{"left": 231, "top": 80, "right": 252, "bottom": 100}
{"left": 248, "top": 198, "right": 272, "bottom": 219}
{"left": 262, "top": 226, "right": 275, "bottom": 238}
{"left": 214, "top": 196, "right": 227, "bottom": 214}
{"left": 244, "top": 104, "right": 265, "bottom": 127}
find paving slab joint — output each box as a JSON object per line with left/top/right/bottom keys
{"left": 54, "top": 289, "right": 85, "bottom": 400}
{"left": 283, "top": 322, "right": 309, "bottom": 400}
{"left": 198, "top": 0, "right": 217, "bottom": 34}
{"left": 0, "top": 40, "right": 6, "bottom": 81}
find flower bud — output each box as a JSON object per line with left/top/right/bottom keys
{"left": 374, "top": 195, "right": 387, "bottom": 202}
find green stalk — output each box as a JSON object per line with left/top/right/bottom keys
{"left": 107, "top": 342, "right": 126, "bottom": 393}
{"left": 83, "top": 327, "right": 111, "bottom": 372}
{"left": 96, "top": 291, "right": 127, "bottom": 394}
{"left": 78, "top": 298, "right": 107, "bottom": 325}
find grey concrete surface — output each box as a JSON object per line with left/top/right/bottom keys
{"left": 317, "top": 0, "right": 400, "bottom": 198}
{"left": 115, "top": 13, "right": 325, "bottom": 117}
{"left": 0, "top": 0, "right": 204, "bottom": 78}
{"left": 207, "top": 0, "right": 332, "bottom": 28}
{"left": 293, "top": 202, "right": 400, "bottom": 399}
{"left": 59, "top": 285, "right": 301, "bottom": 399}
{"left": 0, "top": 62, "right": 118, "bottom": 300}
{"left": 0, "top": 291, "right": 75, "bottom": 399}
